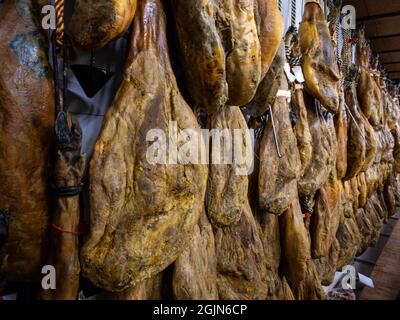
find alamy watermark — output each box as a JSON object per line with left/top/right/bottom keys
{"left": 341, "top": 5, "right": 356, "bottom": 30}
{"left": 341, "top": 265, "right": 357, "bottom": 290}
{"left": 41, "top": 265, "right": 56, "bottom": 290}
{"left": 146, "top": 122, "right": 255, "bottom": 176}
{"left": 39, "top": 4, "right": 357, "bottom": 31}
{"left": 41, "top": 5, "right": 56, "bottom": 30}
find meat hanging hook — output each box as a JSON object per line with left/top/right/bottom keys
{"left": 269, "top": 105, "right": 283, "bottom": 158}
{"left": 343, "top": 101, "right": 367, "bottom": 142}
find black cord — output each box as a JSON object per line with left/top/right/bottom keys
{"left": 51, "top": 31, "right": 62, "bottom": 115}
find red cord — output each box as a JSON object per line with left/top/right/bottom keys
{"left": 52, "top": 224, "right": 81, "bottom": 236}
{"left": 303, "top": 213, "right": 312, "bottom": 220}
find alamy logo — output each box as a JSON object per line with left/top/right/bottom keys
{"left": 39, "top": 4, "right": 358, "bottom": 31}
{"left": 146, "top": 122, "right": 255, "bottom": 176}
{"left": 41, "top": 5, "right": 56, "bottom": 30}
{"left": 341, "top": 265, "right": 357, "bottom": 290}
{"left": 341, "top": 5, "right": 356, "bottom": 30}
{"left": 41, "top": 265, "right": 56, "bottom": 290}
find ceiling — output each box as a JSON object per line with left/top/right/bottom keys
{"left": 344, "top": 0, "right": 400, "bottom": 84}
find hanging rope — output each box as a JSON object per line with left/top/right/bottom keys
{"left": 335, "top": 19, "right": 342, "bottom": 65}
{"left": 55, "top": 0, "right": 64, "bottom": 48}
{"left": 278, "top": 0, "right": 282, "bottom": 13}
{"left": 290, "top": 0, "right": 297, "bottom": 27}
{"left": 51, "top": 0, "right": 69, "bottom": 115}
{"left": 285, "top": 28, "right": 302, "bottom": 67}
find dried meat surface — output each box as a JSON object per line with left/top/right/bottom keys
{"left": 299, "top": 0, "right": 340, "bottom": 114}
{"left": 69, "top": 0, "right": 137, "bottom": 49}
{"left": 81, "top": 0, "right": 208, "bottom": 291}
{"left": 173, "top": 212, "right": 218, "bottom": 300}
{"left": 259, "top": 76, "right": 301, "bottom": 214}
{"left": 0, "top": 0, "right": 55, "bottom": 281}
{"left": 208, "top": 106, "right": 253, "bottom": 226}
{"left": 171, "top": 0, "right": 227, "bottom": 114}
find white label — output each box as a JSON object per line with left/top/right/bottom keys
{"left": 358, "top": 273, "right": 374, "bottom": 288}
{"left": 276, "top": 90, "right": 291, "bottom": 99}
{"left": 284, "top": 63, "right": 296, "bottom": 83}
{"left": 293, "top": 66, "right": 305, "bottom": 83}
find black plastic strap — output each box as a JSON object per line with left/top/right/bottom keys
{"left": 52, "top": 183, "right": 84, "bottom": 198}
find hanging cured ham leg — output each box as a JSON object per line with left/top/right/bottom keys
{"left": 243, "top": 0, "right": 285, "bottom": 117}
{"left": 299, "top": 0, "right": 340, "bottom": 114}
{"left": 81, "top": 0, "right": 208, "bottom": 292}
{"left": 247, "top": 120, "right": 282, "bottom": 299}
{"left": 216, "top": 0, "right": 262, "bottom": 106}
{"left": 39, "top": 115, "right": 85, "bottom": 300}
{"left": 256, "top": 0, "right": 284, "bottom": 78}
{"left": 356, "top": 29, "right": 382, "bottom": 128}
{"left": 207, "top": 106, "right": 253, "bottom": 226}
{"left": 170, "top": 0, "right": 227, "bottom": 114}
{"left": 344, "top": 72, "right": 366, "bottom": 180}
{"left": 285, "top": 30, "right": 313, "bottom": 176}
{"left": 243, "top": 43, "right": 285, "bottom": 118}
{"left": 0, "top": 0, "right": 55, "bottom": 281}
{"left": 279, "top": 197, "right": 311, "bottom": 285}
{"left": 69, "top": 0, "right": 137, "bottom": 48}
{"left": 208, "top": 108, "right": 268, "bottom": 300}
{"left": 298, "top": 95, "right": 334, "bottom": 198}
{"left": 310, "top": 172, "right": 342, "bottom": 259}
{"left": 314, "top": 238, "right": 340, "bottom": 285}
{"left": 292, "top": 85, "right": 313, "bottom": 176}
{"left": 259, "top": 75, "right": 302, "bottom": 214}
{"left": 171, "top": 0, "right": 261, "bottom": 111}
{"left": 336, "top": 215, "right": 362, "bottom": 269}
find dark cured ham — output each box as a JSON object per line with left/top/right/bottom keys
{"left": 0, "top": 0, "right": 55, "bottom": 281}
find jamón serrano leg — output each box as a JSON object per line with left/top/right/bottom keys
{"left": 208, "top": 107, "right": 268, "bottom": 300}
{"left": 0, "top": 0, "right": 55, "bottom": 281}
{"left": 69, "top": 0, "right": 137, "bottom": 49}
{"left": 216, "top": 0, "right": 262, "bottom": 106}
{"left": 170, "top": 0, "right": 228, "bottom": 114}
{"left": 299, "top": 0, "right": 340, "bottom": 114}
{"left": 81, "top": 0, "right": 208, "bottom": 292}
{"left": 256, "top": 0, "right": 284, "bottom": 78}
{"left": 258, "top": 75, "right": 301, "bottom": 214}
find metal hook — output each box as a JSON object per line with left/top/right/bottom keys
{"left": 343, "top": 101, "right": 367, "bottom": 142}
{"left": 269, "top": 105, "right": 282, "bottom": 158}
